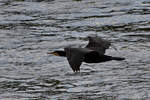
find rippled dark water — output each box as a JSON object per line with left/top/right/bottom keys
{"left": 0, "top": 0, "right": 150, "bottom": 99}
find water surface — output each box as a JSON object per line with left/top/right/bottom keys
{"left": 0, "top": 0, "right": 150, "bottom": 99}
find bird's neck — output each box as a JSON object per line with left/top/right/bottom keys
{"left": 58, "top": 51, "right": 66, "bottom": 57}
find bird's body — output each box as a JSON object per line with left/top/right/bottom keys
{"left": 83, "top": 53, "right": 124, "bottom": 63}
{"left": 48, "top": 36, "right": 125, "bottom": 72}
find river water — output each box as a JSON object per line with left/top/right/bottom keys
{"left": 0, "top": 0, "right": 150, "bottom": 100}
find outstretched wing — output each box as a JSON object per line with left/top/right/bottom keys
{"left": 64, "top": 47, "right": 84, "bottom": 72}
{"left": 85, "top": 36, "right": 111, "bottom": 55}
{"left": 64, "top": 47, "right": 93, "bottom": 72}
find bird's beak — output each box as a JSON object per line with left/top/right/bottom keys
{"left": 47, "top": 52, "right": 59, "bottom": 56}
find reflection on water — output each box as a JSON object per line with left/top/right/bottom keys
{"left": 0, "top": 0, "right": 150, "bottom": 99}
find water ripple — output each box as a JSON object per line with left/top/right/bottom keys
{"left": 0, "top": 0, "right": 150, "bottom": 99}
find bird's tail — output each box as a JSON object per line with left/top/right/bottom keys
{"left": 111, "top": 57, "right": 125, "bottom": 61}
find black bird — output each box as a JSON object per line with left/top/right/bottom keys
{"left": 48, "top": 36, "right": 125, "bottom": 72}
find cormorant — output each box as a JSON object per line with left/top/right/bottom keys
{"left": 48, "top": 36, "right": 125, "bottom": 72}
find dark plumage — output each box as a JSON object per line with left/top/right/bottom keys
{"left": 48, "top": 36, "right": 125, "bottom": 72}
{"left": 85, "top": 36, "right": 111, "bottom": 54}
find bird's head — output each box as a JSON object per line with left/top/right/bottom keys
{"left": 47, "top": 50, "right": 66, "bottom": 57}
